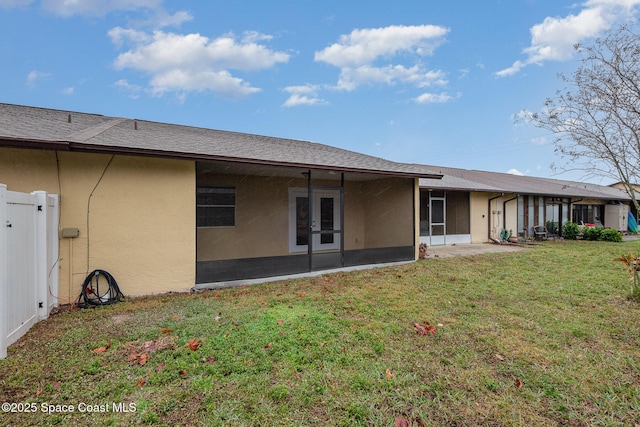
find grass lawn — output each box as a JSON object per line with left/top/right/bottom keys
{"left": 1, "top": 240, "right": 639, "bottom": 426}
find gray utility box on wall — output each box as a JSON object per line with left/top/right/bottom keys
{"left": 604, "top": 204, "right": 628, "bottom": 231}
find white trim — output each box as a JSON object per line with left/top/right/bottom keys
{"left": 420, "top": 234, "right": 471, "bottom": 246}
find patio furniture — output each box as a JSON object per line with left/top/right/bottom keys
{"left": 533, "top": 225, "right": 548, "bottom": 240}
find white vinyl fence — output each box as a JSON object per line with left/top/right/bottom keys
{"left": 0, "top": 184, "right": 59, "bottom": 359}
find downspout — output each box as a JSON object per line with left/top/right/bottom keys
{"left": 488, "top": 193, "right": 504, "bottom": 241}
{"left": 503, "top": 196, "right": 518, "bottom": 238}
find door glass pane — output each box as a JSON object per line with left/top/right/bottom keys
{"left": 320, "top": 197, "right": 334, "bottom": 244}
{"left": 296, "top": 197, "right": 309, "bottom": 246}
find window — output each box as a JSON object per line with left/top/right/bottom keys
{"left": 197, "top": 187, "right": 235, "bottom": 227}
{"left": 572, "top": 204, "right": 603, "bottom": 225}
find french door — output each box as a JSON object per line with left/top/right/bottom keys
{"left": 289, "top": 187, "right": 342, "bottom": 255}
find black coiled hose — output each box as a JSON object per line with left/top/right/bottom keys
{"left": 77, "top": 269, "right": 125, "bottom": 308}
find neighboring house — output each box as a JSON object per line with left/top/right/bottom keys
{"left": 0, "top": 103, "right": 441, "bottom": 304}
{"left": 417, "top": 166, "right": 631, "bottom": 245}
{"left": 610, "top": 182, "right": 640, "bottom": 221}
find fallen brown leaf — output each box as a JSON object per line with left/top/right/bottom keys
{"left": 136, "top": 379, "right": 145, "bottom": 387}
{"left": 35, "top": 386, "right": 43, "bottom": 396}
{"left": 495, "top": 354, "right": 505, "bottom": 362}
{"left": 127, "top": 353, "right": 149, "bottom": 365}
{"left": 385, "top": 368, "right": 396, "bottom": 381}
{"left": 161, "top": 328, "right": 173, "bottom": 334}
{"left": 263, "top": 342, "right": 273, "bottom": 350}
{"left": 92, "top": 340, "right": 111, "bottom": 354}
{"left": 395, "top": 417, "right": 410, "bottom": 427}
{"left": 186, "top": 338, "right": 202, "bottom": 351}
{"left": 414, "top": 322, "right": 436, "bottom": 335}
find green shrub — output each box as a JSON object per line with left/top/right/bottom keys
{"left": 546, "top": 221, "right": 559, "bottom": 235}
{"left": 562, "top": 222, "right": 581, "bottom": 240}
{"left": 582, "top": 226, "right": 602, "bottom": 241}
{"left": 600, "top": 228, "right": 622, "bottom": 242}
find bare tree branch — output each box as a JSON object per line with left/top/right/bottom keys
{"left": 519, "top": 21, "right": 640, "bottom": 212}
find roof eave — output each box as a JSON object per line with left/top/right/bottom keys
{"left": 0, "top": 138, "right": 442, "bottom": 180}
{"left": 68, "top": 142, "right": 442, "bottom": 179}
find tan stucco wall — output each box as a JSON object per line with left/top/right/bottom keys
{"left": 487, "top": 193, "right": 517, "bottom": 240}
{"left": 196, "top": 174, "right": 416, "bottom": 262}
{"left": 360, "top": 178, "right": 414, "bottom": 248}
{"left": 504, "top": 197, "right": 518, "bottom": 237}
{"left": 0, "top": 147, "right": 195, "bottom": 303}
{"left": 343, "top": 182, "right": 366, "bottom": 251}
{"left": 197, "top": 174, "right": 297, "bottom": 261}
{"left": 470, "top": 192, "right": 490, "bottom": 243}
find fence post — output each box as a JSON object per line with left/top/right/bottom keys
{"left": 33, "top": 191, "right": 48, "bottom": 321}
{"left": 0, "top": 184, "right": 8, "bottom": 359}
{"left": 47, "top": 194, "right": 59, "bottom": 312}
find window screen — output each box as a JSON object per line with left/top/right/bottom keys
{"left": 197, "top": 187, "right": 236, "bottom": 227}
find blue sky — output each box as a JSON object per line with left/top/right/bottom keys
{"left": 2, "top": 0, "right": 639, "bottom": 183}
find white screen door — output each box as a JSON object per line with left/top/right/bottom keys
{"left": 289, "top": 188, "right": 341, "bottom": 253}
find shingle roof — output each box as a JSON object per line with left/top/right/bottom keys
{"left": 418, "top": 164, "right": 630, "bottom": 200}
{"left": 0, "top": 103, "right": 442, "bottom": 179}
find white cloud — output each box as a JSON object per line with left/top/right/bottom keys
{"left": 315, "top": 25, "right": 449, "bottom": 68}
{"left": 149, "top": 69, "right": 260, "bottom": 98}
{"left": 512, "top": 109, "right": 534, "bottom": 125}
{"left": 114, "top": 79, "right": 143, "bottom": 99}
{"left": 110, "top": 29, "right": 289, "bottom": 99}
{"left": 413, "top": 92, "right": 452, "bottom": 104}
{"left": 25, "top": 70, "right": 51, "bottom": 87}
{"left": 35, "top": 0, "right": 191, "bottom": 29}
{"left": 0, "top": 0, "right": 32, "bottom": 7}
{"left": 61, "top": 86, "right": 74, "bottom": 95}
{"left": 315, "top": 24, "right": 449, "bottom": 92}
{"left": 335, "top": 65, "right": 447, "bottom": 91}
{"left": 507, "top": 168, "right": 526, "bottom": 176}
{"left": 282, "top": 84, "right": 327, "bottom": 107}
{"left": 134, "top": 8, "right": 193, "bottom": 29}
{"left": 40, "top": 0, "right": 161, "bottom": 16}
{"left": 496, "top": 0, "right": 640, "bottom": 77}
